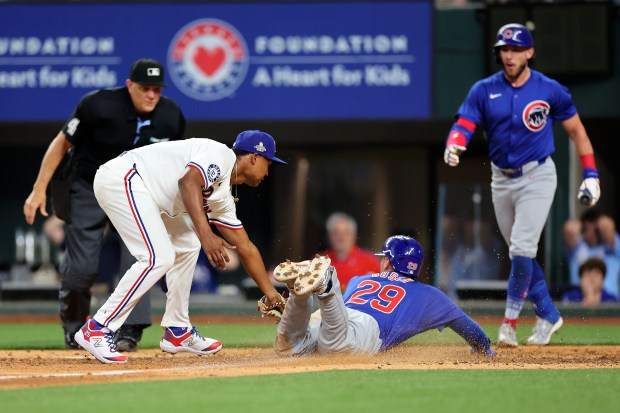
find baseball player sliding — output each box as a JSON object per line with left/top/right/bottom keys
{"left": 75, "top": 130, "right": 287, "bottom": 364}
{"left": 271, "top": 236, "right": 495, "bottom": 356}
{"left": 444, "top": 23, "right": 600, "bottom": 346}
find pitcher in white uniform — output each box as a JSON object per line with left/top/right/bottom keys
{"left": 75, "top": 130, "right": 286, "bottom": 364}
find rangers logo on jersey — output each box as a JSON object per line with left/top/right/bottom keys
{"left": 168, "top": 19, "right": 249, "bottom": 101}
{"left": 522, "top": 100, "right": 550, "bottom": 132}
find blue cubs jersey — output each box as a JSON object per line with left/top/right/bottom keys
{"left": 343, "top": 272, "right": 465, "bottom": 351}
{"left": 456, "top": 70, "right": 577, "bottom": 169}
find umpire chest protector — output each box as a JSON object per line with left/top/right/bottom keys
{"left": 63, "top": 87, "right": 185, "bottom": 183}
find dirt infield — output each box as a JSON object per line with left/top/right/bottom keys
{"left": 1, "top": 315, "right": 619, "bottom": 389}
{"left": 1, "top": 345, "right": 619, "bottom": 389}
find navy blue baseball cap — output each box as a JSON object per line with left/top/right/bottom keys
{"left": 232, "top": 130, "right": 287, "bottom": 165}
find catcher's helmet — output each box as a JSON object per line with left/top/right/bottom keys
{"left": 493, "top": 23, "right": 534, "bottom": 63}
{"left": 376, "top": 235, "right": 424, "bottom": 277}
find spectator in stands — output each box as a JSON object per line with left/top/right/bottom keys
{"left": 561, "top": 258, "right": 618, "bottom": 305}
{"left": 449, "top": 218, "right": 503, "bottom": 282}
{"left": 563, "top": 209, "right": 620, "bottom": 298}
{"left": 319, "top": 212, "right": 380, "bottom": 290}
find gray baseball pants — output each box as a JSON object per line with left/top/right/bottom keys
{"left": 491, "top": 158, "right": 557, "bottom": 258}
{"left": 274, "top": 270, "right": 382, "bottom": 355}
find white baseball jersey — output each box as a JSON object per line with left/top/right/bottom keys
{"left": 121, "top": 138, "right": 242, "bottom": 229}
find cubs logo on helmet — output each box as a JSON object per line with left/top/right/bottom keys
{"left": 376, "top": 235, "right": 424, "bottom": 277}
{"left": 522, "top": 100, "right": 550, "bottom": 132}
{"left": 494, "top": 23, "right": 534, "bottom": 49}
{"left": 168, "top": 19, "right": 249, "bottom": 101}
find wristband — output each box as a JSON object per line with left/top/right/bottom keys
{"left": 583, "top": 168, "right": 599, "bottom": 180}
{"left": 579, "top": 154, "right": 598, "bottom": 179}
{"left": 446, "top": 117, "right": 476, "bottom": 147}
{"left": 579, "top": 153, "right": 597, "bottom": 170}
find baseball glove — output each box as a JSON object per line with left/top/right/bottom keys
{"left": 257, "top": 293, "right": 287, "bottom": 322}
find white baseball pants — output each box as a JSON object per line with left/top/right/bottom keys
{"left": 92, "top": 156, "right": 200, "bottom": 332}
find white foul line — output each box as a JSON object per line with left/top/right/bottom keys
{"left": 0, "top": 363, "right": 233, "bottom": 381}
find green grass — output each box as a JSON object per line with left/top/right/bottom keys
{"left": 0, "top": 322, "right": 618, "bottom": 350}
{"left": 1, "top": 369, "right": 619, "bottom": 413}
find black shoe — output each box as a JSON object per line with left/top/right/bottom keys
{"left": 65, "top": 340, "right": 80, "bottom": 350}
{"left": 114, "top": 324, "right": 148, "bottom": 352}
{"left": 64, "top": 329, "right": 80, "bottom": 349}
{"left": 115, "top": 337, "right": 138, "bottom": 352}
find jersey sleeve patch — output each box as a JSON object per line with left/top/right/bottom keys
{"left": 187, "top": 162, "right": 223, "bottom": 189}
{"left": 206, "top": 164, "right": 221, "bottom": 183}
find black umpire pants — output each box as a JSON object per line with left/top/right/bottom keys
{"left": 59, "top": 178, "right": 151, "bottom": 340}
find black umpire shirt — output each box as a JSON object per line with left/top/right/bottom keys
{"left": 61, "top": 87, "right": 186, "bottom": 183}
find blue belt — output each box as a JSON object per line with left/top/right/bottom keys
{"left": 499, "top": 158, "right": 547, "bottom": 179}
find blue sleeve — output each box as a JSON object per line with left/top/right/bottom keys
{"left": 448, "top": 315, "right": 494, "bottom": 356}
{"left": 550, "top": 81, "right": 577, "bottom": 121}
{"left": 456, "top": 81, "right": 485, "bottom": 126}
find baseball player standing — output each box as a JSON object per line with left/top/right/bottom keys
{"left": 272, "top": 236, "right": 495, "bottom": 356}
{"left": 23, "top": 58, "right": 185, "bottom": 351}
{"left": 74, "top": 130, "right": 287, "bottom": 364}
{"left": 444, "top": 23, "right": 600, "bottom": 346}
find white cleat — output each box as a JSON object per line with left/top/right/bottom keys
{"left": 273, "top": 259, "right": 312, "bottom": 290}
{"left": 497, "top": 323, "right": 519, "bottom": 347}
{"left": 528, "top": 316, "right": 544, "bottom": 341}
{"left": 527, "top": 317, "right": 563, "bottom": 346}
{"left": 292, "top": 255, "right": 332, "bottom": 296}
{"left": 74, "top": 319, "right": 128, "bottom": 364}
{"left": 160, "top": 326, "right": 222, "bottom": 356}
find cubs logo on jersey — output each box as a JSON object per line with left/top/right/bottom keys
{"left": 522, "top": 100, "right": 550, "bottom": 132}
{"left": 168, "top": 19, "right": 249, "bottom": 101}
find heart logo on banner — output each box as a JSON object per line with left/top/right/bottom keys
{"left": 193, "top": 46, "right": 226, "bottom": 77}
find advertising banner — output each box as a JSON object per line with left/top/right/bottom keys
{"left": 0, "top": 1, "right": 432, "bottom": 121}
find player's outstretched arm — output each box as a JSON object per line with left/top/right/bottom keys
{"left": 23, "top": 131, "right": 73, "bottom": 225}
{"left": 562, "top": 114, "right": 600, "bottom": 206}
{"left": 447, "top": 315, "right": 495, "bottom": 356}
{"left": 217, "top": 226, "right": 282, "bottom": 305}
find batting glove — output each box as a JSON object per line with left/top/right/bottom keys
{"left": 578, "top": 177, "right": 601, "bottom": 206}
{"left": 444, "top": 144, "right": 466, "bottom": 167}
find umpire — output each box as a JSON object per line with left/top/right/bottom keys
{"left": 23, "top": 58, "right": 186, "bottom": 351}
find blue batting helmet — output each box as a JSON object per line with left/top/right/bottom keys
{"left": 493, "top": 23, "right": 534, "bottom": 63}
{"left": 375, "top": 235, "right": 424, "bottom": 277}
{"left": 494, "top": 23, "right": 534, "bottom": 49}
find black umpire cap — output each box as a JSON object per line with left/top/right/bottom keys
{"left": 129, "top": 58, "right": 167, "bottom": 87}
